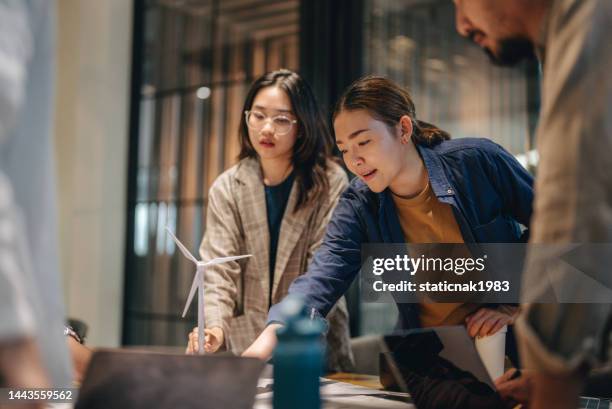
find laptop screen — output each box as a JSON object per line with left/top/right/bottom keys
{"left": 75, "top": 349, "right": 265, "bottom": 409}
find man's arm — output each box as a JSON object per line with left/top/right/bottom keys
{"left": 0, "top": 0, "right": 31, "bottom": 144}
{"left": 519, "top": 0, "right": 612, "bottom": 378}
{"left": 0, "top": 176, "right": 50, "bottom": 389}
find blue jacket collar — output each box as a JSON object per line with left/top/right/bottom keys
{"left": 416, "top": 143, "right": 455, "bottom": 198}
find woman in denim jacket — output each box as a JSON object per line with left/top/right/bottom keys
{"left": 244, "top": 76, "right": 534, "bottom": 371}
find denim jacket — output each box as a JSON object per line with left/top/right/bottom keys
{"left": 268, "top": 138, "right": 534, "bottom": 330}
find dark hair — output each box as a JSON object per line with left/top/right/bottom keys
{"left": 333, "top": 75, "right": 450, "bottom": 147}
{"left": 238, "top": 69, "right": 333, "bottom": 211}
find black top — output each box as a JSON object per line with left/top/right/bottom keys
{"left": 264, "top": 172, "right": 295, "bottom": 303}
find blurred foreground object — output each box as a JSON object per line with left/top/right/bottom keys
{"left": 0, "top": 0, "right": 71, "bottom": 387}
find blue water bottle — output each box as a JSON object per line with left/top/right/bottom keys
{"left": 273, "top": 296, "right": 325, "bottom": 409}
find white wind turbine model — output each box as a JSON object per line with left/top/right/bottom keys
{"left": 166, "top": 227, "right": 251, "bottom": 355}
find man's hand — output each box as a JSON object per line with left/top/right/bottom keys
{"left": 466, "top": 306, "right": 519, "bottom": 338}
{"left": 495, "top": 368, "right": 533, "bottom": 408}
{"left": 186, "top": 327, "right": 224, "bottom": 354}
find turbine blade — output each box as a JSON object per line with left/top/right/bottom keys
{"left": 165, "top": 227, "right": 198, "bottom": 265}
{"left": 202, "top": 254, "right": 252, "bottom": 267}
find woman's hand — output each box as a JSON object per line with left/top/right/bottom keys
{"left": 465, "top": 305, "right": 519, "bottom": 338}
{"left": 241, "top": 323, "right": 282, "bottom": 361}
{"left": 186, "top": 326, "right": 224, "bottom": 354}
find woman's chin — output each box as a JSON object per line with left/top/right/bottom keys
{"left": 255, "top": 149, "right": 291, "bottom": 162}
{"left": 364, "top": 180, "right": 385, "bottom": 193}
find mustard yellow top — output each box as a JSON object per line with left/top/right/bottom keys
{"left": 391, "top": 182, "right": 479, "bottom": 327}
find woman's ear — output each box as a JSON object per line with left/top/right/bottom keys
{"left": 399, "top": 115, "right": 413, "bottom": 144}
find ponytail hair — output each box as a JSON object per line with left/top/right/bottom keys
{"left": 333, "top": 76, "right": 450, "bottom": 147}
{"left": 413, "top": 120, "right": 451, "bottom": 147}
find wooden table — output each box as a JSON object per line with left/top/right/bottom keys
{"left": 325, "top": 372, "right": 383, "bottom": 390}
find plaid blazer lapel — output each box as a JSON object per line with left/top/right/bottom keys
{"left": 271, "top": 181, "right": 312, "bottom": 300}
{"left": 234, "top": 158, "right": 271, "bottom": 299}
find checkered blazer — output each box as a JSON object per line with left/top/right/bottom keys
{"left": 201, "top": 157, "right": 354, "bottom": 371}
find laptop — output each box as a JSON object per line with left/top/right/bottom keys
{"left": 75, "top": 349, "right": 265, "bottom": 409}
{"left": 380, "top": 326, "right": 611, "bottom": 409}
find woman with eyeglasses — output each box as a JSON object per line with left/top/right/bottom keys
{"left": 185, "top": 69, "right": 354, "bottom": 372}
{"left": 243, "top": 76, "right": 534, "bottom": 371}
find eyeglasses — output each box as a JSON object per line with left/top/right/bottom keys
{"left": 244, "top": 110, "right": 297, "bottom": 135}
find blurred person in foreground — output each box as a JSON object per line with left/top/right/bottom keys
{"left": 0, "top": 0, "right": 72, "bottom": 391}
{"left": 453, "top": 0, "right": 612, "bottom": 408}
